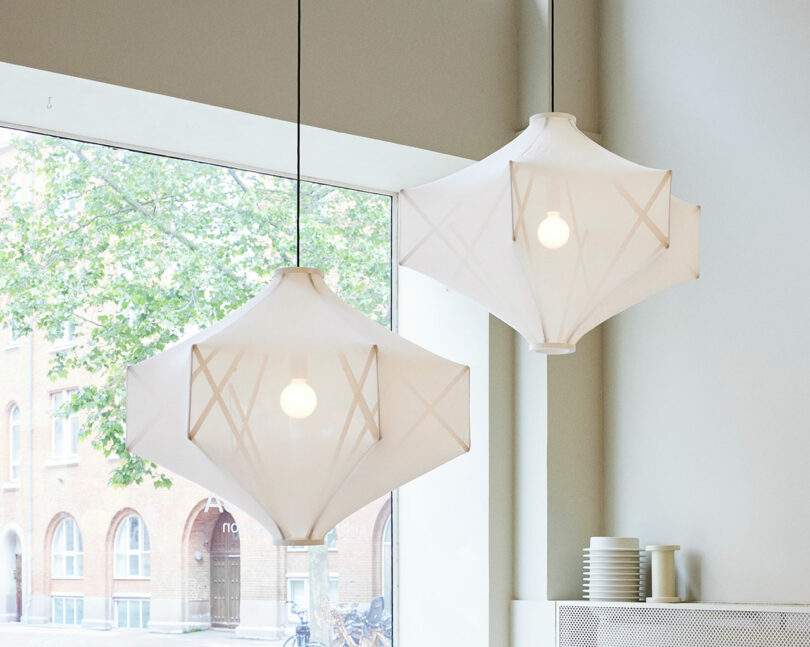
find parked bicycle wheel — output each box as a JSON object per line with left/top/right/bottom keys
{"left": 283, "top": 638, "right": 326, "bottom": 647}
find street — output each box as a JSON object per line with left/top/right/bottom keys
{"left": 0, "top": 624, "right": 286, "bottom": 646}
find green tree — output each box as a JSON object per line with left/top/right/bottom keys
{"left": 0, "top": 131, "right": 391, "bottom": 488}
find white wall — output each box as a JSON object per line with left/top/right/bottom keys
{"left": 397, "top": 269, "right": 491, "bottom": 647}
{"left": 488, "top": 317, "right": 515, "bottom": 647}
{"left": 511, "top": 339, "right": 556, "bottom": 642}
{"left": 600, "top": 0, "right": 810, "bottom": 603}
{"left": 552, "top": 0, "right": 600, "bottom": 134}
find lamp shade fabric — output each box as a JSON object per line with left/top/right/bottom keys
{"left": 400, "top": 112, "right": 700, "bottom": 353}
{"left": 126, "top": 267, "right": 470, "bottom": 545}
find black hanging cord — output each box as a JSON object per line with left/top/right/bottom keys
{"left": 550, "top": 0, "right": 555, "bottom": 111}
{"left": 296, "top": 0, "right": 302, "bottom": 267}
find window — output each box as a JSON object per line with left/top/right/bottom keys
{"left": 115, "top": 598, "right": 150, "bottom": 629}
{"left": 9, "top": 404, "right": 20, "bottom": 482}
{"left": 52, "top": 596, "right": 83, "bottom": 626}
{"left": 381, "top": 513, "right": 393, "bottom": 613}
{"left": 52, "top": 518, "right": 84, "bottom": 578}
{"left": 114, "top": 515, "right": 150, "bottom": 578}
{"left": 1, "top": 120, "right": 395, "bottom": 640}
{"left": 54, "top": 320, "right": 76, "bottom": 347}
{"left": 51, "top": 390, "right": 79, "bottom": 460}
{"left": 286, "top": 575, "right": 339, "bottom": 621}
{"left": 5, "top": 325, "right": 20, "bottom": 348}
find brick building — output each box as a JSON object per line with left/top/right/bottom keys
{"left": 0, "top": 326, "right": 392, "bottom": 638}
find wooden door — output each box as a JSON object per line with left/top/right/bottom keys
{"left": 210, "top": 512, "right": 240, "bottom": 627}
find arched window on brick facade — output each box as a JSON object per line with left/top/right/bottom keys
{"left": 52, "top": 517, "right": 84, "bottom": 578}
{"left": 8, "top": 404, "right": 20, "bottom": 482}
{"left": 114, "top": 515, "right": 150, "bottom": 578}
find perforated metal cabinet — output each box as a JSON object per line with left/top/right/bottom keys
{"left": 558, "top": 602, "right": 810, "bottom": 647}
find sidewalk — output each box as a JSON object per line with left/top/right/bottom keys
{"left": 0, "top": 624, "right": 286, "bottom": 646}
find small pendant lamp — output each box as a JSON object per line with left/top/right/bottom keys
{"left": 399, "top": 113, "right": 700, "bottom": 353}
{"left": 125, "top": 0, "right": 471, "bottom": 544}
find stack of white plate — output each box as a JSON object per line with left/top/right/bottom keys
{"left": 583, "top": 537, "right": 645, "bottom": 601}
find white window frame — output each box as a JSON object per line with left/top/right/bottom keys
{"left": 50, "top": 389, "right": 79, "bottom": 461}
{"left": 51, "top": 594, "right": 84, "bottom": 626}
{"left": 114, "top": 596, "right": 151, "bottom": 629}
{"left": 52, "top": 517, "right": 84, "bottom": 578}
{"left": 114, "top": 515, "right": 151, "bottom": 579}
{"left": 9, "top": 404, "right": 20, "bottom": 482}
{"left": 285, "top": 573, "right": 340, "bottom": 621}
{"left": 53, "top": 320, "right": 76, "bottom": 349}
{"left": 381, "top": 512, "right": 393, "bottom": 612}
{"left": 0, "top": 62, "right": 474, "bottom": 645}
{"left": 4, "top": 325, "right": 20, "bottom": 350}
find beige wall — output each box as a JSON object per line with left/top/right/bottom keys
{"left": 552, "top": 0, "right": 600, "bottom": 133}
{"left": 0, "top": 0, "right": 519, "bottom": 160}
{"left": 600, "top": 0, "right": 810, "bottom": 603}
{"left": 546, "top": 327, "right": 603, "bottom": 601}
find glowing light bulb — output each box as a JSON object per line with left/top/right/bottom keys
{"left": 537, "top": 210, "right": 570, "bottom": 249}
{"left": 279, "top": 378, "right": 318, "bottom": 419}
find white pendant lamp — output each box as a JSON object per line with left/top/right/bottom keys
{"left": 126, "top": 267, "right": 470, "bottom": 544}
{"left": 125, "top": 0, "right": 471, "bottom": 545}
{"left": 400, "top": 113, "right": 700, "bottom": 354}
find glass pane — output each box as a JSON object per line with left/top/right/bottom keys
{"left": 54, "top": 597, "right": 63, "bottom": 623}
{"left": 291, "top": 580, "right": 306, "bottom": 607}
{"left": 142, "top": 600, "right": 150, "bottom": 628}
{"left": 129, "top": 517, "right": 139, "bottom": 549}
{"left": 64, "top": 521, "right": 74, "bottom": 551}
{"left": 65, "top": 597, "right": 74, "bottom": 621}
{"left": 0, "top": 126, "right": 394, "bottom": 643}
{"left": 53, "top": 555, "right": 65, "bottom": 577}
{"left": 54, "top": 524, "right": 64, "bottom": 552}
{"left": 115, "top": 554, "right": 126, "bottom": 577}
{"left": 129, "top": 600, "right": 140, "bottom": 628}
{"left": 115, "top": 522, "right": 127, "bottom": 553}
{"left": 116, "top": 600, "right": 127, "bottom": 628}
{"left": 301, "top": 186, "right": 392, "bottom": 325}
{"left": 70, "top": 415, "right": 79, "bottom": 454}
{"left": 65, "top": 555, "right": 74, "bottom": 575}
{"left": 53, "top": 418, "right": 63, "bottom": 456}
{"left": 76, "top": 598, "right": 84, "bottom": 625}
{"left": 10, "top": 406, "right": 20, "bottom": 463}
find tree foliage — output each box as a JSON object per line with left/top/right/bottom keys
{"left": 0, "top": 131, "right": 391, "bottom": 488}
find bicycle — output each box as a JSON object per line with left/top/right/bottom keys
{"left": 283, "top": 602, "right": 327, "bottom": 647}
{"left": 330, "top": 597, "right": 391, "bottom": 647}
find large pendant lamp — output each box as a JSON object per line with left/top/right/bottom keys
{"left": 400, "top": 113, "right": 700, "bottom": 353}
{"left": 125, "top": 0, "right": 470, "bottom": 545}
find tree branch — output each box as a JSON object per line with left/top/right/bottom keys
{"left": 58, "top": 141, "right": 244, "bottom": 284}
{"left": 228, "top": 168, "right": 250, "bottom": 193}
